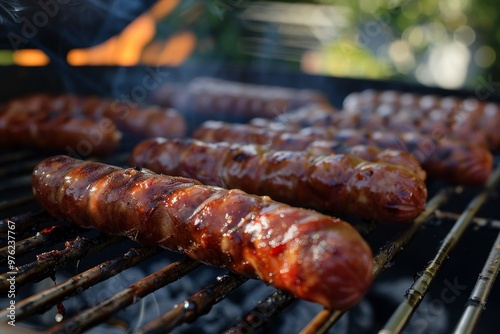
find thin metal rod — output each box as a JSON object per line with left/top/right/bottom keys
{"left": 223, "top": 290, "right": 295, "bottom": 334}
{"left": 0, "top": 211, "right": 53, "bottom": 235}
{"left": 0, "top": 175, "right": 32, "bottom": 191}
{"left": 0, "top": 150, "right": 37, "bottom": 166}
{"left": 0, "top": 224, "right": 87, "bottom": 263}
{"left": 0, "top": 247, "right": 163, "bottom": 322}
{"left": 299, "top": 188, "right": 454, "bottom": 334}
{"left": 453, "top": 230, "right": 500, "bottom": 334}
{"left": 379, "top": 166, "right": 500, "bottom": 334}
{"left": 0, "top": 235, "right": 122, "bottom": 293}
{"left": 48, "top": 257, "right": 200, "bottom": 334}
{"left": 435, "top": 210, "right": 500, "bottom": 230}
{"left": 133, "top": 272, "right": 248, "bottom": 334}
{"left": 0, "top": 193, "right": 35, "bottom": 211}
{"left": 0, "top": 158, "right": 43, "bottom": 177}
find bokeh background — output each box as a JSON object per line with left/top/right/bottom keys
{"left": 1, "top": 0, "right": 498, "bottom": 90}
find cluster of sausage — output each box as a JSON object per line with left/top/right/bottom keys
{"left": 28, "top": 81, "right": 499, "bottom": 312}
{"left": 0, "top": 94, "right": 187, "bottom": 156}
{"left": 32, "top": 155, "right": 374, "bottom": 311}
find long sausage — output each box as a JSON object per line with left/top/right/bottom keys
{"left": 249, "top": 117, "right": 426, "bottom": 179}
{"left": 0, "top": 106, "right": 121, "bottom": 156}
{"left": 131, "top": 138, "right": 427, "bottom": 223}
{"left": 192, "top": 121, "right": 493, "bottom": 186}
{"left": 152, "top": 77, "right": 331, "bottom": 122}
{"left": 4, "top": 93, "right": 187, "bottom": 139}
{"left": 32, "top": 155, "right": 374, "bottom": 311}
{"left": 342, "top": 90, "right": 500, "bottom": 149}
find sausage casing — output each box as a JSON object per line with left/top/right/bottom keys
{"left": 0, "top": 105, "right": 121, "bottom": 156}
{"left": 193, "top": 121, "right": 493, "bottom": 186}
{"left": 32, "top": 155, "right": 374, "bottom": 310}
{"left": 131, "top": 138, "right": 427, "bottom": 223}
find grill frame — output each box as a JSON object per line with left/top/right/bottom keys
{"left": 0, "top": 65, "right": 500, "bottom": 333}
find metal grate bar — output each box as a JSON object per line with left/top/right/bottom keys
{"left": 299, "top": 187, "right": 454, "bottom": 334}
{"left": 134, "top": 272, "right": 248, "bottom": 334}
{"left": 0, "top": 235, "right": 122, "bottom": 293}
{"left": 0, "top": 224, "right": 90, "bottom": 264}
{"left": 0, "top": 211, "right": 54, "bottom": 235}
{"left": 48, "top": 257, "right": 200, "bottom": 334}
{"left": 435, "top": 210, "right": 500, "bottom": 230}
{"left": 0, "top": 150, "right": 39, "bottom": 166}
{"left": 0, "top": 175, "right": 32, "bottom": 192}
{"left": 0, "top": 158, "right": 44, "bottom": 178}
{"left": 379, "top": 165, "right": 500, "bottom": 334}
{"left": 0, "top": 246, "right": 163, "bottom": 322}
{"left": 223, "top": 290, "right": 295, "bottom": 334}
{"left": 452, "top": 230, "right": 500, "bottom": 334}
{"left": 0, "top": 193, "right": 35, "bottom": 211}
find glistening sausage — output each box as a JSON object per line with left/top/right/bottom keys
{"left": 0, "top": 107, "right": 121, "bottom": 156}
{"left": 130, "top": 138, "right": 428, "bottom": 223}
{"left": 32, "top": 155, "right": 374, "bottom": 311}
{"left": 192, "top": 121, "right": 493, "bottom": 185}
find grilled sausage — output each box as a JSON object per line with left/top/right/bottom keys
{"left": 193, "top": 121, "right": 493, "bottom": 186}
{"left": 131, "top": 138, "right": 427, "bottom": 223}
{"left": 152, "top": 77, "right": 331, "bottom": 122}
{"left": 249, "top": 118, "right": 426, "bottom": 179}
{"left": 32, "top": 155, "right": 374, "bottom": 311}
{"left": 4, "top": 93, "right": 187, "bottom": 139}
{"left": 265, "top": 104, "right": 490, "bottom": 149}
{"left": 0, "top": 106, "right": 121, "bottom": 156}
{"left": 305, "top": 141, "right": 426, "bottom": 180}
{"left": 342, "top": 90, "right": 500, "bottom": 149}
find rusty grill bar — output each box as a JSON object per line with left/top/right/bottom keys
{"left": 1, "top": 146, "right": 500, "bottom": 334}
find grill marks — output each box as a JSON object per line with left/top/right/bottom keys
{"left": 131, "top": 138, "right": 427, "bottom": 223}
{"left": 31, "top": 155, "right": 374, "bottom": 311}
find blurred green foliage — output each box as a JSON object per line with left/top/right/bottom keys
{"left": 156, "top": 0, "right": 499, "bottom": 89}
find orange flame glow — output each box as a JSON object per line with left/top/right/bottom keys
{"left": 13, "top": 49, "right": 50, "bottom": 66}
{"left": 67, "top": 0, "right": 193, "bottom": 66}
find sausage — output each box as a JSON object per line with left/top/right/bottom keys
{"left": 249, "top": 117, "right": 426, "bottom": 179}
{"left": 305, "top": 141, "right": 426, "bottom": 180}
{"left": 257, "top": 104, "right": 490, "bottom": 149}
{"left": 131, "top": 138, "right": 427, "bottom": 223}
{"left": 193, "top": 121, "right": 493, "bottom": 186}
{"left": 342, "top": 90, "right": 500, "bottom": 149}
{"left": 152, "top": 77, "right": 331, "bottom": 122}
{"left": 32, "top": 155, "right": 374, "bottom": 311}
{"left": 5, "top": 93, "right": 187, "bottom": 139}
{"left": 0, "top": 105, "right": 121, "bottom": 156}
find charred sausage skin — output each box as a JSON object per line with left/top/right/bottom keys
{"left": 0, "top": 105, "right": 121, "bottom": 156}
{"left": 131, "top": 138, "right": 427, "bottom": 223}
{"left": 193, "top": 121, "right": 492, "bottom": 186}
{"left": 4, "top": 93, "right": 187, "bottom": 139}
{"left": 265, "top": 104, "right": 490, "bottom": 149}
{"left": 32, "top": 155, "right": 373, "bottom": 311}
{"left": 342, "top": 90, "right": 500, "bottom": 149}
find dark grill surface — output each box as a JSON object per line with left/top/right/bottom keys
{"left": 0, "top": 66, "right": 500, "bottom": 334}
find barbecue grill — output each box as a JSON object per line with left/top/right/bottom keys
{"left": 0, "top": 64, "right": 499, "bottom": 334}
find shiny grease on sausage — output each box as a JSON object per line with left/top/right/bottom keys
{"left": 131, "top": 138, "right": 427, "bottom": 223}
{"left": 32, "top": 155, "right": 374, "bottom": 310}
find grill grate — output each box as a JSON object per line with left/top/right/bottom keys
{"left": 1, "top": 149, "right": 499, "bottom": 334}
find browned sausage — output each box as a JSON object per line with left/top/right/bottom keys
{"left": 0, "top": 104, "right": 121, "bottom": 156}
{"left": 249, "top": 117, "right": 426, "bottom": 179}
{"left": 131, "top": 138, "right": 427, "bottom": 223}
{"left": 32, "top": 155, "right": 374, "bottom": 311}
{"left": 192, "top": 121, "right": 493, "bottom": 186}
{"left": 305, "top": 141, "right": 426, "bottom": 180}
{"left": 5, "top": 93, "right": 187, "bottom": 139}
{"left": 152, "top": 77, "right": 331, "bottom": 121}
{"left": 342, "top": 90, "right": 500, "bottom": 149}
{"left": 257, "top": 104, "right": 490, "bottom": 149}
